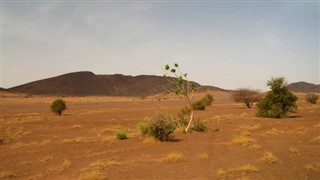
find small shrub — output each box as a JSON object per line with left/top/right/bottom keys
{"left": 147, "top": 112, "right": 176, "bottom": 141}
{"left": 306, "top": 93, "right": 318, "bottom": 104}
{"left": 115, "top": 130, "right": 127, "bottom": 140}
{"left": 50, "top": 99, "right": 67, "bottom": 116}
{"left": 138, "top": 122, "right": 148, "bottom": 135}
{"left": 192, "top": 100, "right": 206, "bottom": 110}
{"left": 201, "top": 94, "right": 214, "bottom": 106}
{"left": 191, "top": 119, "right": 208, "bottom": 132}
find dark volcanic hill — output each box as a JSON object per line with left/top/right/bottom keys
{"left": 9, "top": 71, "right": 223, "bottom": 96}
{"left": 288, "top": 81, "right": 320, "bottom": 93}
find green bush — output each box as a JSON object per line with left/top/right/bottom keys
{"left": 191, "top": 119, "right": 208, "bottom": 132}
{"left": 201, "top": 94, "right": 214, "bottom": 106}
{"left": 138, "top": 122, "right": 149, "bottom": 135}
{"left": 50, "top": 99, "right": 67, "bottom": 116}
{"left": 192, "top": 100, "right": 206, "bottom": 110}
{"left": 306, "top": 93, "right": 318, "bottom": 104}
{"left": 147, "top": 112, "right": 176, "bottom": 141}
{"left": 257, "top": 77, "right": 298, "bottom": 118}
{"left": 115, "top": 130, "right": 127, "bottom": 140}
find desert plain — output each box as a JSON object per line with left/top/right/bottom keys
{"left": 1, "top": 90, "right": 319, "bottom": 179}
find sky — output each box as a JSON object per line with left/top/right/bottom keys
{"left": 1, "top": 0, "right": 319, "bottom": 90}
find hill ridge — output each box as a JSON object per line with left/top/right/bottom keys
{"left": 9, "top": 71, "right": 224, "bottom": 96}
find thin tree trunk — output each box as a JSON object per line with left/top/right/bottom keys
{"left": 185, "top": 95, "right": 194, "bottom": 132}
{"left": 185, "top": 111, "right": 194, "bottom": 132}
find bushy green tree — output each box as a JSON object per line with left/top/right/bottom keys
{"left": 50, "top": 99, "right": 67, "bottom": 116}
{"left": 257, "top": 77, "right": 298, "bottom": 118}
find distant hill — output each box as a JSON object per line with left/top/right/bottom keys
{"left": 288, "top": 81, "right": 320, "bottom": 93}
{"left": 9, "top": 71, "right": 224, "bottom": 96}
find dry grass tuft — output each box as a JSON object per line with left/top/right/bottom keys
{"left": 217, "top": 169, "right": 226, "bottom": 179}
{"left": 265, "top": 128, "right": 284, "bottom": 135}
{"left": 163, "top": 152, "right": 184, "bottom": 163}
{"left": 80, "top": 170, "right": 106, "bottom": 180}
{"left": 174, "top": 127, "right": 186, "bottom": 134}
{"left": 217, "top": 165, "right": 259, "bottom": 179}
{"left": 197, "top": 153, "right": 209, "bottom": 160}
{"left": 248, "top": 144, "right": 262, "bottom": 150}
{"left": 311, "top": 135, "right": 320, "bottom": 143}
{"left": 304, "top": 163, "right": 320, "bottom": 172}
{"left": 289, "top": 147, "right": 299, "bottom": 155}
{"left": 260, "top": 152, "right": 279, "bottom": 164}
{"left": 59, "top": 160, "right": 71, "bottom": 172}
{"left": 232, "top": 134, "right": 255, "bottom": 145}
{"left": 314, "top": 123, "right": 320, "bottom": 129}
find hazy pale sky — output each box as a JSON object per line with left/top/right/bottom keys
{"left": 1, "top": 1, "right": 319, "bottom": 90}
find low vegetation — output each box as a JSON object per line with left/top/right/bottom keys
{"left": 50, "top": 99, "right": 67, "bottom": 116}
{"left": 138, "top": 122, "right": 148, "bottom": 135}
{"left": 306, "top": 93, "right": 319, "bottom": 104}
{"left": 163, "top": 152, "right": 184, "bottom": 163}
{"left": 257, "top": 77, "right": 298, "bottom": 118}
{"left": 192, "top": 100, "right": 206, "bottom": 110}
{"left": 190, "top": 119, "right": 208, "bottom": 132}
{"left": 115, "top": 130, "right": 127, "bottom": 140}
{"left": 232, "top": 88, "right": 261, "bottom": 108}
{"left": 217, "top": 165, "right": 259, "bottom": 179}
{"left": 147, "top": 112, "right": 176, "bottom": 141}
{"left": 260, "top": 152, "right": 279, "bottom": 164}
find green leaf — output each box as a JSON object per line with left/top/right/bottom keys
{"left": 174, "top": 63, "right": 179, "bottom": 68}
{"left": 165, "top": 65, "right": 170, "bottom": 70}
{"left": 171, "top": 69, "right": 176, "bottom": 73}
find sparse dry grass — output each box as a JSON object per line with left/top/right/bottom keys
{"left": 90, "top": 160, "right": 120, "bottom": 170}
{"left": 0, "top": 171, "right": 16, "bottom": 178}
{"left": 72, "top": 124, "right": 82, "bottom": 129}
{"left": 260, "top": 152, "right": 279, "bottom": 164}
{"left": 163, "top": 152, "right": 184, "bottom": 163}
{"left": 101, "top": 136, "right": 115, "bottom": 144}
{"left": 143, "top": 136, "right": 157, "bottom": 144}
{"left": 217, "top": 165, "right": 259, "bottom": 179}
{"left": 265, "top": 128, "right": 284, "bottom": 135}
{"left": 232, "top": 134, "right": 255, "bottom": 145}
{"left": 314, "top": 123, "right": 320, "bottom": 129}
{"left": 197, "top": 153, "right": 209, "bottom": 160}
{"left": 248, "top": 144, "right": 262, "bottom": 150}
{"left": 295, "top": 127, "right": 308, "bottom": 135}
{"left": 80, "top": 170, "right": 106, "bottom": 180}
{"left": 239, "top": 124, "right": 261, "bottom": 130}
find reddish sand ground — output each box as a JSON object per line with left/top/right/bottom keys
{"left": 1, "top": 91, "right": 319, "bottom": 179}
